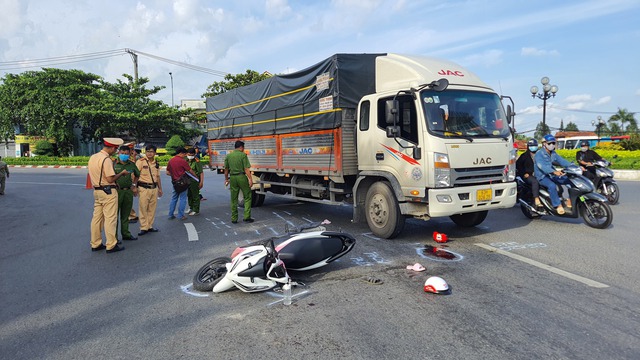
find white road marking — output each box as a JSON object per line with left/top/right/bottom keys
{"left": 180, "top": 284, "right": 209, "bottom": 297}
{"left": 362, "top": 233, "right": 382, "bottom": 240}
{"left": 475, "top": 243, "right": 609, "bottom": 288}
{"left": 184, "top": 223, "right": 199, "bottom": 241}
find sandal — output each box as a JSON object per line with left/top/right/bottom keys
{"left": 363, "top": 276, "right": 384, "bottom": 285}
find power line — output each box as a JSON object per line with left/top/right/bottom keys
{"left": 0, "top": 48, "right": 228, "bottom": 77}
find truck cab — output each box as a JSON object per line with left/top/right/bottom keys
{"left": 353, "top": 54, "right": 517, "bottom": 238}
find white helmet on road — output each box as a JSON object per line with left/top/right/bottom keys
{"left": 424, "top": 276, "right": 450, "bottom": 294}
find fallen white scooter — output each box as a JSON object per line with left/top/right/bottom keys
{"left": 193, "top": 229, "right": 356, "bottom": 293}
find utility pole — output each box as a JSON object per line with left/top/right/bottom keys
{"left": 125, "top": 48, "right": 138, "bottom": 82}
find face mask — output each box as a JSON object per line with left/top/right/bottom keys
{"left": 187, "top": 155, "right": 195, "bottom": 160}
{"left": 119, "top": 154, "right": 130, "bottom": 161}
{"left": 528, "top": 146, "right": 538, "bottom": 152}
{"left": 545, "top": 143, "right": 555, "bottom": 151}
{"left": 581, "top": 146, "right": 588, "bottom": 152}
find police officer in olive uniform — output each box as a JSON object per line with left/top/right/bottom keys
{"left": 224, "top": 140, "right": 254, "bottom": 223}
{"left": 88, "top": 137, "right": 129, "bottom": 253}
{"left": 187, "top": 147, "right": 204, "bottom": 215}
{"left": 114, "top": 145, "right": 141, "bottom": 241}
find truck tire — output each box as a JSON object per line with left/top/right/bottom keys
{"left": 449, "top": 211, "right": 488, "bottom": 227}
{"left": 365, "top": 182, "right": 405, "bottom": 239}
{"left": 238, "top": 190, "right": 265, "bottom": 208}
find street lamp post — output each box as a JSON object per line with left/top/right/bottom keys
{"left": 530, "top": 76, "right": 559, "bottom": 129}
{"left": 169, "top": 72, "right": 174, "bottom": 107}
{"left": 592, "top": 116, "right": 605, "bottom": 144}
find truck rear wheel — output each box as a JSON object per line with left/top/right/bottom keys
{"left": 238, "top": 190, "right": 265, "bottom": 208}
{"left": 365, "top": 182, "right": 405, "bottom": 239}
{"left": 449, "top": 211, "right": 488, "bottom": 227}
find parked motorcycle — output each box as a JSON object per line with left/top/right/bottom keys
{"left": 517, "top": 164, "right": 613, "bottom": 229}
{"left": 192, "top": 230, "right": 356, "bottom": 293}
{"left": 592, "top": 159, "right": 619, "bottom": 205}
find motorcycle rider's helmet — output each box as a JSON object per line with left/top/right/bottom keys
{"left": 527, "top": 139, "right": 539, "bottom": 152}
{"left": 543, "top": 134, "right": 556, "bottom": 143}
{"left": 580, "top": 140, "right": 590, "bottom": 147}
{"left": 424, "top": 276, "right": 451, "bottom": 294}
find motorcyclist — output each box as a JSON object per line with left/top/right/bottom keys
{"left": 516, "top": 139, "right": 543, "bottom": 210}
{"left": 576, "top": 140, "right": 603, "bottom": 188}
{"left": 534, "top": 134, "right": 573, "bottom": 215}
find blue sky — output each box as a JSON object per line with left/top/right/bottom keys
{"left": 1, "top": 0, "right": 638, "bottom": 135}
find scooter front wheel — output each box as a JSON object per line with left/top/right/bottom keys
{"left": 193, "top": 257, "right": 231, "bottom": 292}
{"left": 580, "top": 199, "right": 613, "bottom": 229}
{"left": 599, "top": 182, "right": 619, "bottom": 205}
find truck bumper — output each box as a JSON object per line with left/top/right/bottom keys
{"left": 425, "top": 182, "right": 517, "bottom": 217}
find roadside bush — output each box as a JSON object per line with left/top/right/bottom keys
{"left": 34, "top": 140, "right": 55, "bottom": 156}
{"left": 165, "top": 135, "right": 185, "bottom": 155}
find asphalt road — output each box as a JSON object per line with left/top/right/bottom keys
{"left": 1, "top": 168, "right": 639, "bottom": 359}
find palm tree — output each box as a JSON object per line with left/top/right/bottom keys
{"left": 609, "top": 108, "right": 636, "bottom": 134}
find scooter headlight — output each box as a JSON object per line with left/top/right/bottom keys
{"left": 573, "top": 177, "right": 595, "bottom": 192}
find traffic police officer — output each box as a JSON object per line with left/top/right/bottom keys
{"left": 136, "top": 144, "right": 163, "bottom": 235}
{"left": 224, "top": 140, "right": 254, "bottom": 223}
{"left": 88, "top": 137, "right": 129, "bottom": 253}
{"left": 114, "top": 145, "right": 140, "bottom": 241}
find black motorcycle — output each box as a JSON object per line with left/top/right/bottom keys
{"left": 592, "top": 159, "right": 619, "bottom": 205}
{"left": 517, "top": 165, "right": 613, "bottom": 229}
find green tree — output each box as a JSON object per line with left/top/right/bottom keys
{"left": 165, "top": 134, "right": 185, "bottom": 155}
{"left": 534, "top": 122, "right": 551, "bottom": 140}
{"left": 0, "top": 68, "right": 102, "bottom": 155}
{"left": 564, "top": 122, "right": 579, "bottom": 131}
{"left": 202, "top": 70, "right": 272, "bottom": 98}
{"left": 609, "top": 108, "right": 636, "bottom": 133}
{"left": 74, "top": 74, "right": 199, "bottom": 143}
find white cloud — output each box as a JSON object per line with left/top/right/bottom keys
{"left": 461, "top": 49, "right": 503, "bottom": 67}
{"left": 0, "top": 0, "right": 24, "bottom": 37}
{"left": 565, "top": 94, "right": 591, "bottom": 103}
{"left": 521, "top": 47, "right": 560, "bottom": 57}
{"left": 595, "top": 96, "right": 611, "bottom": 105}
{"left": 265, "top": 0, "right": 292, "bottom": 19}
{"left": 636, "top": 89, "right": 640, "bottom": 96}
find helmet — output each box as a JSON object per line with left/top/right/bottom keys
{"left": 527, "top": 139, "right": 538, "bottom": 147}
{"left": 424, "top": 276, "right": 451, "bottom": 294}
{"left": 580, "top": 140, "right": 590, "bottom": 147}
{"left": 543, "top": 134, "right": 556, "bottom": 143}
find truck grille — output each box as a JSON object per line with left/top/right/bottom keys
{"left": 451, "top": 166, "right": 505, "bottom": 186}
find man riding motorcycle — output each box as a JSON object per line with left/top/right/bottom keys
{"left": 576, "top": 140, "right": 603, "bottom": 188}
{"left": 534, "top": 134, "right": 573, "bottom": 215}
{"left": 516, "top": 139, "right": 542, "bottom": 210}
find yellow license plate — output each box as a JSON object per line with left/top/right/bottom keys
{"left": 476, "top": 189, "right": 492, "bottom": 202}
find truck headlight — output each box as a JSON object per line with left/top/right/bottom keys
{"left": 504, "top": 148, "right": 516, "bottom": 182}
{"left": 434, "top": 152, "right": 450, "bottom": 188}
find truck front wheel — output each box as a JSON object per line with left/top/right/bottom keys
{"left": 449, "top": 211, "right": 488, "bottom": 227}
{"left": 365, "top": 182, "right": 405, "bottom": 239}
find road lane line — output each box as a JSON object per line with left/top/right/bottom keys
{"left": 475, "top": 243, "right": 609, "bottom": 288}
{"left": 184, "top": 223, "right": 199, "bottom": 241}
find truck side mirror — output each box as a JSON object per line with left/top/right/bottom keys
{"left": 413, "top": 147, "right": 422, "bottom": 160}
{"left": 385, "top": 100, "right": 399, "bottom": 124}
{"left": 386, "top": 125, "right": 400, "bottom": 138}
{"left": 506, "top": 105, "right": 514, "bottom": 124}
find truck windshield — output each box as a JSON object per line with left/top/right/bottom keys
{"left": 421, "top": 90, "right": 510, "bottom": 138}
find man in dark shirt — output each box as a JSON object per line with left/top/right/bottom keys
{"left": 576, "top": 140, "right": 603, "bottom": 187}
{"left": 114, "top": 145, "right": 140, "bottom": 240}
{"left": 516, "top": 139, "right": 542, "bottom": 209}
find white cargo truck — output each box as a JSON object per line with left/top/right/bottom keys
{"left": 207, "top": 53, "right": 517, "bottom": 238}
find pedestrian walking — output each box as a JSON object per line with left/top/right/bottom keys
{"left": 224, "top": 140, "right": 254, "bottom": 223}
{"left": 136, "top": 144, "right": 163, "bottom": 236}
{"left": 166, "top": 147, "right": 196, "bottom": 220}
{"left": 187, "top": 147, "right": 204, "bottom": 215}
{"left": 0, "top": 155, "right": 9, "bottom": 195}
{"left": 88, "top": 137, "right": 130, "bottom": 253}
{"left": 114, "top": 145, "right": 140, "bottom": 241}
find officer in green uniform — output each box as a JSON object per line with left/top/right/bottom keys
{"left": 114, "top": 145, "right": 141, "bottom": 240}
{"left": 224, "top": 140, "right": 254, "bottom": 223}
{"left": 187, "top": 147, "right": 204, "bottom": 215}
